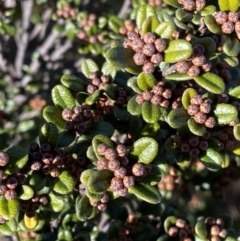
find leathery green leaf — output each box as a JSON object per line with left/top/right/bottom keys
{"left": 60, "top": 74, "right": 86, "bottom": 92}
{"left": 142, "top": 16, "right": 160, "bottom": 35}
{"left": 222, "top": 34, "right": 240, "bottom": 57}
{"left": 0, "top": 219, "right": 17, "bottom": 236}
{"left": 229, "top": 85, "right": 240, "bottom": 98}
{"left": 128, "top": 183, "right": 162, "bottom": 204}
{"left": 218, "top": 0, "right": 240, "bottom": 11}
{"left": 168, "top": 108, "right": 189, "bottom": 129}
{"left": 48, "top": 192, "right": 64, "bottom": 212}
{"left": 5, "top": 146, "right": 28, "bottom": 174}
{"left": 129, "top": 137, "right": 158, "bottom": 164}
{"left": 39, "top": 122, "right": 59, "bottom": 147}
{"left": 155, "top": 22, "right": 175, "bottom": 39}
{"left": 43, "top": 106, "right": 65, "bottom": 130}
{"left": 204, "top": 15, "right": 221, "bottom": 34}
{"left": 234, "top": 124, "right": 240, "bottom": 140}
{"left": 213, "top": 103, "right": 238, "bottom": 125}
{"left": 195, "top": 219, "right": 208, "bottom": 238}
{"left": 18, "top": 185, "right": 34, "bottom": 200}
{"left": 165, "top": 73, "right": 192, "bottom": 81}
{"left": 127, "top": 95, "right": 142, "bottom": 116}
{"left": 200, "top": 148, "right": 223, "bottom": 170}
{"left": 182, "top": 88, "right": 198, "bottom": 109}
{"left": 76, "top": 195, "right": 95, "bottom": 221}
{"left": 136, "top": 5, "right": 156, "bottom": 29}
{"left": 137, "top": 72, "right": 156, "bottom": 91}
{"left": 164, "top": 216, "right": 177, "bottom": 232}
{"left": 188, "top": 119, "right": 206, "bottom": 136}
{"left": 53, "top": 171, "right": 75, "bottom": 195}
{"left": 164, "top": 40, "right": 192, "bottom": 63}
{"left": 194, "top": 73, "right": 225, "bottom": 94}
{"left": 88, "top": 170, "right": 113, "bottom": 194}
{"left": 142, "top": 102, "right": 160, "bottom": 124}
{"left": 52, "top": 85, "right": 75, "bottom": 109}
{"left": 0, "top": 196, "right": 19, "bottom": 220}
{"left": 81, "top": 59, "right": 99, "bottom": 78}
{"left": 162, "top": 0, "right": 180, "bottom": 7}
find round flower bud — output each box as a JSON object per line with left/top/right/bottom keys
{"left": 110, "top": 177, "right": 124, "bottom": 191}
{"left": 97, "top": 144, "right": 108, "bottom": 155}
{"left": 176, "top": 61, "right": 191, "bottom": 73}
{"left": 62, "top": 108, "right": 74, "bottom": 121}
{"left": 29, "top": 142, "right": 39, "bottom": 153}
{"left": 31, "top": 161, "right": 42, "bottom": 171}
{"left": 42, "top": 153, "right": 53, "bottom": 164}
{"left": 151, "top": 53, "right": 163, "bottom": 64}
{"left": 221, "top": 21, "right": 235, "bottom": 34}
{"left": 200, "top": 102, "right": 211, "bottom": 114}
{"left": 176, "top": 219, "right": 186, "bottom": 229}
{"left": 187, "top": 104, "right": 199, "bottom": 116}
{"left": 215, "top": 218, "right": 224, "bottom": 227}
{"left": 142, "top": 90, "right": 153, "bottom": 101}
{"left": 210, "top": 225, "right": 221, "bottom": 236}
{"left": 136, "top": 94, "right": 144, "bottom": 104}
{"left": 152, "top": 85, "right": 164, "bottom": 95}
{"left": 235, "top": 21, "right": 240, "bottom": 32}
{"left": 123, "top": 176, "right": 135, "bottom": 188}
{"left": 178, "top": 229, "right": 188, "bottom": 240}
{"left": 132, "top": 163, "right": 146, "bottom": 177}
{"left": 187, "top": 65, "right": 201, "bottom": 77}
{"left": 218, "top": 229, "right": 227, "bottom": 238}
{"left": 39, "top": 196, "right": 48, "bottom": 206}
{"left": 160, "top": 99, "right": 169, "bottom": 108}
{"left": 189, "top": 136, "right": 199, "bottom": 147}
{"left": 183, "top": 0, "right": 196, "bottom": 11}
{"left": 168, "top": 227, "right": 178, "bottom": 237}
{"left": 100, "top": 194, "right": 109, "bottom": 203}
{"left": 181, "top": 143, "right": 190, "bottom": 152}
{"left": 199, "top": 141, "right": 208, "bottom": 150}
{"left": 143, "top": 32, "right": 156, "bottom": 44}
{"left": 194, "top": 112, "right": 207, "bottom": 124}
{"left": 97, "top": 158, "right": 108, "bottom": 170}
{"left": 87, "top": 84, "right": 97, "bottom": 94}
{"left": 151, "top": 95, "right": 162, "bottom": 105}
{"left": 162, "top": 89, "right": 172, "bottom": 99}
{"left": 228, "top": 11, "right": 240, "bottom": 23}
{"left": 114, "top": 167, "right": 127, "bottom": 179}
{"left": 101, "top": 75, "right": 110, "bottom": 83}
{"left": 196, "top": 0, "right": 206, "bottom": 10}
{"left": 204, "top": 117, "right": 216, "bottom": 128}
{"left": 105, "top": 148, "right": 117, "bottom": 161}
{"left": 6, "top": 177, "right": 18, "bottom": 190}
{"left": 42, "top": 164, "right": 51, "bottom": 174}
{"left": 119, "top": 26, "right": 127, "bottom": 35}
{"left": 0, "top": 152, "right": 9, "bottom": 167}
{"left": 143, "top": 43, "right": 156, "bottom": 56}
{"left": 0, "top": 185, "right": 7, "bottom": 195}
{"left": 5, "top": 189, "right": 17, "bottom": 200}
{"left": 132, "top": 38, "right": 145, "bottom": 52}
{"left": 108, "top": 159, "right": 121, "bottom": 171}
{"left": 154, "top": 38, "right": 167, "bottom": 52}
{"left": 40, "top": 143, "right": 52, "bottom": 154}
{"left": 50, "top": 168, "right": 60, "bottom": 177}
{"left": 192, "top": 55, "right": 207, "bottom": 66}
{"left": 116, "top": 144, "right": 127, "bottom": 156}
{"left": 127, "top": 31, "right": 139, "bottom": 40}
{"left": 97, "top": 203, "right": 107, "bottom": 211}
{"left": 201, "top": 61, "right": 212, "bottom": 72}
{"left": 89, "top": 72, "right": 98, "bottom": 80}
{"left": 118, "top": 188, "right": 128, "bottom": 196}
{"left": 214, "top": 11, "right": 228, "bottom": 25}
{"left": 189, "top": 148, "right": 200, "bottom": 157}
{"left": 191, "top": 95, "right": 203, "bottom": 105}
{"left": 142, "top": 62, "right": 155, "bottom": 74}
{"left": 133, "top": 52, "right": 147, "bottom": 65}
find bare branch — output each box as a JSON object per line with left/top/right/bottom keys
{"left": 117, "top": 0, "right": 131, "bottom": 18}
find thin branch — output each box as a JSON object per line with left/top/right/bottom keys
{"left": 161, "top": 64, "right": 177, "bottom": 77}
{"left": 117, "top": 0, "right": 131, "bottom": 18}
{"left": 50, "top": 40, "right": 72, "bottom": 61}
{"left": 14, "top": 0, "right": 33, "bottom": 78}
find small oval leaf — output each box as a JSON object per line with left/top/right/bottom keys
{"left": 53, "top": 171, "right": 75, "bottom": 195}
{"left": 168, "top": 108, "right": 189, "bottom": 129}
{"left": 81, "top": 59, "right": 99, "bottom": 78}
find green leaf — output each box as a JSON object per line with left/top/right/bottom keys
{"left": 106, "top": 47, "right": 142, "bottom": 75}
{"left": 58, "top": 131, "right": 76, "bottom": 147}
{"left": 136, "top": 5, "right": 156, "bottom": 29}
{"left": 108, "top": 16, "right": 124, "bottom": 34}
{"left": 81, "top": 59, "right": 99, "bottom": 78}
{"left": 60, "top": 74, "right": 86, "bottom": 92}
{"left": 222, "top": 34, "right": 240, "bottom": 57}
{"left": 0, "top": 196, "right": 19, "bottom": 220}
{"left": 0, "top": 219, "right": 17, "bottom": 236}
{"left": 53, "top": 171, "right": 75, "bottom": 195}
{"left": 154, "top": 22, "right": 175, "bottom": 39}
{"left": 213, "top": 103, "right": 238, "bottom": 125}
{"left": 130, "top": 137, "right": 158, "bottom": 164}
{"left": 86, "top": 188, "right": 103, "bottom": 201}
{"left": 176, "top": 9, "right": 193, "bottom": 22}
{"left": 76, "top": 195, "right": 95, "bottom": 221}
{"left": 52, "top": 85, "right": 75, "bottom": 109}
{"left": 29, "top": 173, "right": 47, "bottom": 191}
{"left": 141, "top": 123, "right": 161, "bottom": 138}
{"left": 229, "top": 86, "right": 240, "bottom": 98}
{"left": 48, "top": 192, "right": 64, "bottom": 212}
{"left": 87, "top": 146, "right": 98, "bottom": 165}
{"left": 233, "top": 124, "right": 240, "bottom": 140}
{"left": 188, "top": 119, "right": 206, "bottom": 136}
{"left": 201, "top": 5, "right": 216, "bottom": 16}
{"left": 85, "top": 121, "right": 114, "bottom": 138}
{"left": 43, "top": 106, "right": 65, "bottom": 129}
{"left": 128, "top": 183, "right": 161, "bottom": 204}
{"left": 80, "top": 169, "right": 96, "bottom": 185}
{"left": 101, "top": 62, "right": 117, "bottom": 77}
{"left": 162, "top": 0, "right": 180, "bottom": 7}
{"left": 127, "top": 95, "right": 142, "bottom": 116}
{"left": 164, "top": 40, "right": 192, "bottom": 63}
{"left": 88, "top": 170, "right": 113, "bottom": 194}
{"left": 182, "top": 88, "right": 198, "bottom": 109}
{"left": 18, "top": 185, "right": 34, "bottom": 200}
{"left": 204, "top": 15, "right": 221, "bottom": 34}
{"left": 137, "top": 73, "right": 156, "bottom": 91}
{"left": 24, "top": 213, "right": 38, "bottom": 230}
{"left": 194, "top": 73, "right": 225, "bottom": 94}
{"left": 4, "top": 146, "right": 28, "bottom": 174}
{"left": 39, "top": 122, "right": 59, "bottom": 147}
{"left": 165, "top": 73, "right": 192, "bottom": 81}
{"left": 218, "top": 0, "right": 239, "bottom": 11}
{"left": 142, "top": 16, "right": 160, "bottom": 35}
{"left": 168, "top": 108, "right": 189, "bottom": 129}
{"left": 193, "top": 37, "right": 216, "bottom": 58}
{"left": 85, "top": 90, "right": 100, "bottom": 105}
{"left": 195, "top": 219, "right": 208, "bottom": 238}
{"left": 200, "top": 148, "right": 223, "bottom": 170}
{"left": 164, "top": 216, "right": 177, "bottom": 232}
{"left": 92, "top": 134, "right": 114, "bottom": 159}
{"left": 142, "top": 102, "right": 160, "bottom": 123}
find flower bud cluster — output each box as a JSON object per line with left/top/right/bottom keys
{"left": 29, "top": 142, "right": 86, "bottom": 179}
{"left": 136, "top": 81, "right": 172, "bottom": 108}
{"left": 187, "top": 95, "right": 216, "bottom": 128}
{"left": 167, "top": 218, "right": 194, "bottom": 241}
{"left": 205, "top": 217, "right": 228, "bottom": 241}
{"left": 148, "top": 0, "right": 167, "bottom": 7}
{"left": 62, "top": 104, "right": 100, "bottom": 134}
{"left": 173, "top": 132, "right": 210, "bottom": 159}
{"left": 214, "top": 11, "right": 240, "bottom": 39}
{"left": 176, "top": 44, "right": 212, "bottom": 78}
{"left": 115, "top": 86, "right": 129, "bottom": 107}
{"left": 20, "top": 194, "right": 49, "bottom": 218}
{"left": 0, "top": 172, "right": 26, "bottom": 200}
{"left": 217, "top": 127, "right": 239, "bottom": 151}
{"left": 119, "top": 19, "right": 138, "bottom": 36}
{"left": 89, "top": 193, "right": 109, "bottom": 212}
{"left": 87, "top": 72, "right": 111, "bottom": 95}
{"left": 56, "top": 6, "right": 76, "bottom": 19}
{"left": 158, "top": 167, "right": 185, "bottom": 193}
{"left": 123, "top": 31, "right": 167, "bottom": 74}
{"left": 177, "top": 0, "right": 206, "bottom": 11}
